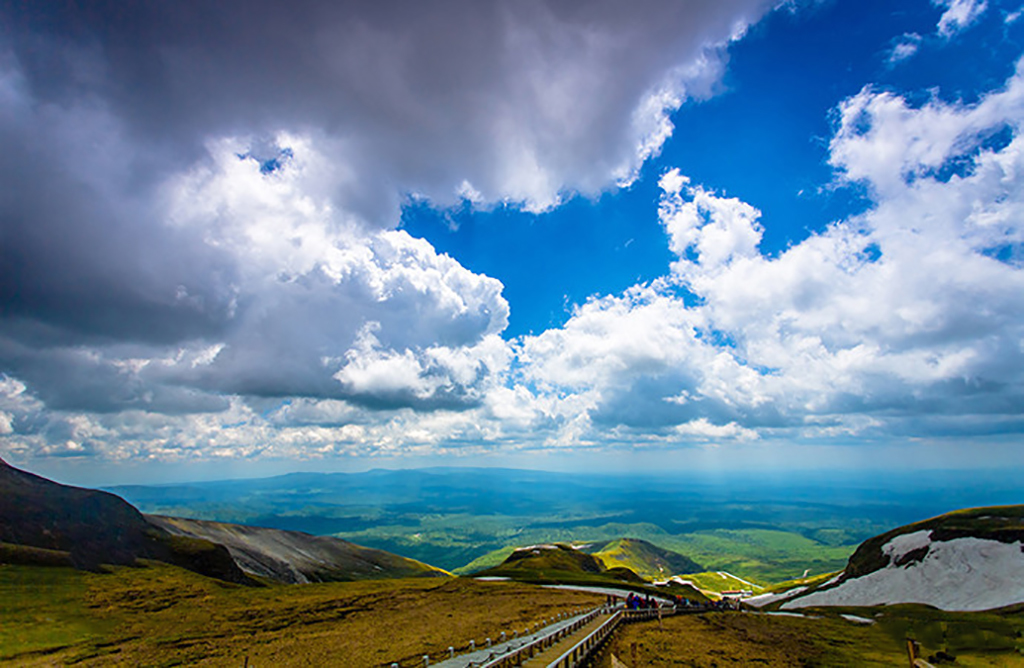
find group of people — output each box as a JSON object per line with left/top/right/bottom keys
{"left": 604, "top": 591, "right": 737, "bottom": 612}
{"left": 623, "top": 592, "right": 660, "bottom": 609}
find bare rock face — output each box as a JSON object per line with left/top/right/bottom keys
{"left": 146, "top": 514, "right": 448, "bottom": 583}
{"left": 0, "top": 457, "right": 251, "bottom": 584}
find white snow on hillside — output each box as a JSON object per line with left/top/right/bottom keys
{"left": 743, "top": 586, "right": 808, "bottom": 608}
{"left": 884, "top": 530, "right": 932, "bottom": 558}
{"left": 783, "top": 536, "right": 1024, "bottom": 611}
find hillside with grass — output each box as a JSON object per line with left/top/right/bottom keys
{"left": 672, "top": 571, "right": 766, "bottom": 597}
{"left": 476, "top": 543, "right": 643, "bottom": 585}
{"left": 479, "top": 543, "right": 605, "bottom": 577}
{"left": 599, "top": 601, "right": 1024, "bottom": 667}
{"left": 0, "top": 458, "right": 250, "bottom": 585}
{"left": 148, "top": 515, "right": 447, "bottom": 583}
{"left": 0, "top": 560, "right": 602, "bottom": 666}
{"left": 582, "top": 537, "right": 703, "bottom": 580}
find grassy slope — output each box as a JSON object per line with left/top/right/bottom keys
{"left": 678, "top": 571, "right": 767, "bottom": 596}
{"left": 658, "top": 529, "right": 855, "bottom": 583}
{"left": 474, "top": 544, "right": 616, "bottom": 586}
{"left": 762, "top": 570, "right": 839, "bottom": 594}
{"left": 454, "top": 545, "right": 520, "bottom": 575}
{"left": 0, "top": 562, "right": 603, "bottom": 667}
{"left": 586, "top": 538, "right": 703, "bottom": 580}
{"left": 0, "top": 459, "right": 249, "bottom": 584}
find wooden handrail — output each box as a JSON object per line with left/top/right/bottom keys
{"left": 545, "top": 610, "right": 623, "bottom": 668}
{"left": 471, "top": 605, "right": 609, "bottom": 668}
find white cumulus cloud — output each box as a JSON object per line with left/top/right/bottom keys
{"left": 935, "top": 0, "right": 988, "bottom": 37}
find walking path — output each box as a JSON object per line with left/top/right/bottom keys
{"left": 430, "top": 607, "right": 608, "bottom": 668}
{"left": 519, "top": 612, "right": 610, "bottom": 667}
{"left": 540, "top": 584, "right": 675, "bottom": 605}
{"left": 428, "top": 602, "right": 695, "bottom": 668}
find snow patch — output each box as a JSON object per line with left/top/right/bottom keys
{"left": 717, "top": 571, "right": 761, "bottom": 589}
{"left": 883, "top": 530, "right": 932, "bottom": 562}
{"left": 516, "top": 544, "right": 560, "bottom": 552}
{"left": 821, "top": 573, "right": 843, "bottom": 588}
{"left": 783, "top": 537, "right": 1024, "bottom": 611}
{"left": 659, "top": 575, "right": 696, "bottom": 587}
{"left": 841, "top": 614, "right": 875, "bottom": 625}
{"left": 743, "top": 586, "right": 807, "bottom": 608}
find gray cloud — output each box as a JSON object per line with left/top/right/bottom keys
{"left": 3, "top": 0, "right": 773, "bottom": 216}
{"left": 0, "top": 0, "right": 776, "bottom": 417}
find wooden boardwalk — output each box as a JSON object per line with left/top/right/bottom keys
{"left": 519, "top": 612, "right": 610, "bottom": 667}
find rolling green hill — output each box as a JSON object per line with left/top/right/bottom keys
{"left": 484, "top": 543, "right": 605, "bottom": 575}
{"left": 471, "top": 542, "right": 707, "bottom": 601}
{"left": 475, "top": 543, "right": 639, "bottom": 585}
{"left": 582, "top": 537, "right": 703, "bottom": 580}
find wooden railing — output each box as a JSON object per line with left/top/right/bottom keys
{"left": 415, "top": 601, "right": 700, "bottom": 667}
{"left": 472, "top": 605, "right": 610, "bottom": 668}
{"left": 545, "top": 610, "right": 623, "bottom": 668}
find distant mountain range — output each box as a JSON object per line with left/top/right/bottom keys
{"left": 747, "top": 505, "right": 1024, "bottom": 612}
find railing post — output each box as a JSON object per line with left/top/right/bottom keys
{"left": 423, "top": 655, "right": 429, "bottom": 667}
{"left": 448, "top": 647, "right": 455, "bottom": 658}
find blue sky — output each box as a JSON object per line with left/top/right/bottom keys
{"left": 2, "top": 0, "right": 1024, "bottom": 484}
{"left": 404, "top": 0, "right": 1023, "bottom": 337}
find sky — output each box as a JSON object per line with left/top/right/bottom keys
{"left": 2, "top": 0, "right": 1024, "bottom": 485}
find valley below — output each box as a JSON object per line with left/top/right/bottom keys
{"left": 108, "top": 467, "right": 1022, "bottom": 583}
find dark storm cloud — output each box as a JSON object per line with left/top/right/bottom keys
{"left": 0, "top": 0, "right": 775, "bottom": 414}
{"left": 2, "top": 0, "right": 775, "bottom": 219}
